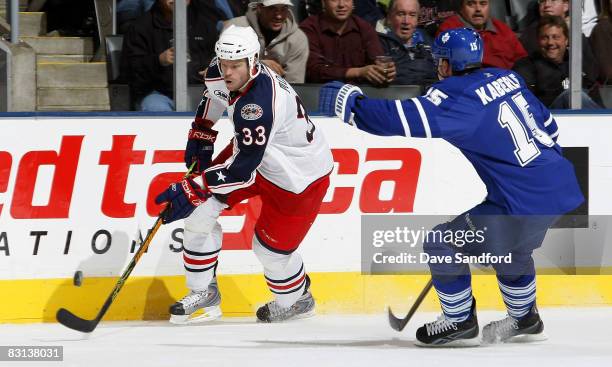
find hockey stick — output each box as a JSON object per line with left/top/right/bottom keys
{"left": 387, "top": 278, "right": 433, "bottom": 332}
{"left": 56, "top": 163, "right": 195, "bottom": 333}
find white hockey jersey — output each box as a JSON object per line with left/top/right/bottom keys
{"left": 195, "top": 58, "right": 333, "bottom": 195}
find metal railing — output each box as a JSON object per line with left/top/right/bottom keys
{"left": 7, "top": 0, "right": 19, "bottom": 44}
{"left": 569, "top": 0, "right": 583, "bottom": 109}
{"left": 0, "top": 40, "right": 11, "bottom": 111}
{"left": 173, "top": 0, "right": 189, "bottom": 111}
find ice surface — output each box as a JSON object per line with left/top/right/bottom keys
{"left": 1, "top": 308, "right": 611, "bottom": 367}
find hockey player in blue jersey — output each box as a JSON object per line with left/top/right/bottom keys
{"left": 319, "top": 28, "right": 584, "bottom": 346}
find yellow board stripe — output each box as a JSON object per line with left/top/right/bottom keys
{"left": 2, "top": 273, "right": 612, "bottom": 323}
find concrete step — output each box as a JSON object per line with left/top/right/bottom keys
{"left": 0, "top": 0, "right": 29, "bottom": 18}
{"left": 0, "top": 0, "right": 29, "bottom": 13}
{"left": 37, "top": 87, "right": 110, "bottom": 109}
{"left": 37, "top": 62, "right": 108, "bottom": 88}
{"left": 22, "top": 36, "right": 93, "bottom": 55}
{"left": 18, "top": 11, "right": 45, "bottom": 36}
{"left": 37, "top": 54, "right": 93, "bottom": 63}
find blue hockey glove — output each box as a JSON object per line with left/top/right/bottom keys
{"left": 184, "top": 121, "right": 218, "bottom": 173}
{"left": 155, "top": 176, "right": 209, "bottom": 224}
{"left": 318, "top": 81, "right": 363, "bottom": 125}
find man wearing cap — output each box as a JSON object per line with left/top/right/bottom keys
{"left": 225, "top": 0, "right": 309, "bottom": 83}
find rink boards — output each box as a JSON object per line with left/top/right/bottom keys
{"left": 0, "top": 112, "right": 611, "bottom": 323}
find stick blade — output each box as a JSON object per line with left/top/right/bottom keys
{"left": 56, "top": 308, "right": 98, "bottom": 333}
{"left": 387, "top": 307, "right": 408, "bottom": 332}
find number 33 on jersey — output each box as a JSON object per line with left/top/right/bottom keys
{"left": 197, "top": 59, "right": 333, "bottom": 196}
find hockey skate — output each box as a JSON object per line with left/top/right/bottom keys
{"left": 482, "top": 304, "right": 547, "bottom": 344}
{"left": 169, "top": 279, "right": 222, "bottom": 324}
{"left": 256, "top": 277, "right": 315, "bottom": 323}
{"left": 415, "top": 298, "right": 480, "bottom": 347}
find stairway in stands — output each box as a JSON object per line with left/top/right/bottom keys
{"left": 1, "top": 0, "right": 110, "bottom": 111}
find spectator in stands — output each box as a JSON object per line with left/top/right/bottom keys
{"left": 418, "top": 0, "right": 457, "bottom": 37}
{"left": 209, "top": 0, "right": 251, "bottom": 31}
{"left": 519, "top": 0, "right": 598, "bottom": 80}
{"left": 590, "top": 0, "right": 612, "bottom": 84}
{"left": 300, "top": 0, "right": 393, "bottom": 85}
{"left": 122, "top": 0, "right": 221, "bottom": 111}
{"left": 225, "top": 0, "right": 309, "bottom": 83}
{"left": 513, "top": 16, "right": 602, "bottom": 109}
{"left": 296, "top": 0, "right": 386, "bottom": 24}
{"left": 117, "top": 0, "right": 156, "bottom": 34}
{"left": 216, "top": 0, "right": 251, "bottom": 17}
{"left": 353, "top": 0, "right": 386, "bottom": 26}
{"left": 118, "top": 0, "right": 248, "bottom": 34}
{"left": 378, "top": 0, "right": 437, "bottom": 85}
{"left": 519, "top": 0, "right": 569, "bottom": 55}
{"left": 582, "top": 0, "right": 599, "bottom": 37}
{"left": 437, "top": 0, "right": 527, "bottom": 69}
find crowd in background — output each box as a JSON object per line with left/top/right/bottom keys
{"left": 30, "top": 0, "right": 612, "bottom": 111}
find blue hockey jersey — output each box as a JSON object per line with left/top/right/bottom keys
{"left": 352, "top": 67, "right": 584, "bottom": 215}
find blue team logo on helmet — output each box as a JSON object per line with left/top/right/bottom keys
{"left": 432, "top": 28, "right": 483, "bottom": 72}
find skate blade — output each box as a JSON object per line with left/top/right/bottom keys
{"left": 292, "top": 308, "right": 316, "bottom": 321}
{"left": 506, "top": 332, "right": 548, "bottom": 343}
{"left": 256, "top": 308, "right": 316, "bottom": 323}
{"left": 415, "top": 337, "right": 481, "bottom": 348}
{"left": 483, "top": 332, "right": 548, "bottom": 345}
{"left": 169, "top": 306, "right": 222, "bottom": 325}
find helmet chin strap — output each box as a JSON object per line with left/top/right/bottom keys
{"left": 219, "top": 56, "right": 261, "bottom": 92}
{"left": 237, "top": 58, "right": 261, "bottom": 92}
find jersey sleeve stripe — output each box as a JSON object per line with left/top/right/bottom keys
{"left": 411, "top": 98, "right": 432, "bottom": 138}
{"left": 203, "top": 97, "right": 211, "bottom": 118}
{"left": 395, "top": 99, "right": 412, "bottom": 137}
{"left": 544, "top": 114, "right": 553, "bottom": 127}
{"left": 271, "top": 71, "right": 276, "bottom": 128}
{"left": 206, "top": 171, "right": 257, "bottom": 193}
{"left": 205, "top": 163, "right": 228, "bottom": 172}
{"left": 550, "top": 130, "right": 559, "bottom": 138}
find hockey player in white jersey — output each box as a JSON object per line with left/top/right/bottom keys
{"left": 155, "top": 25, "right": 334, "bottom": 324}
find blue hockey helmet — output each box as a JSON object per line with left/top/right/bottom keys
{"left": 432, "top": 28, "right": 483, "bottom": 72}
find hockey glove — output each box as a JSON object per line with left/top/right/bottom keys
{"left": 155, "top": 176, "right": 209, "bottom": 224}
{"left": 318, "top": 81, "right": 363, "bottom": 125}
{"left": 184, "top": 121, "right": 218, "bottom": 173}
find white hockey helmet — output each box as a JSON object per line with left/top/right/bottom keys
{"left": 215, "top": 25, "right": 260, "bottom": 79}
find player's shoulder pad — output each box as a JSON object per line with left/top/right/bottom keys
{"left": 205, "top": 57, "right": 223, "bottom": 81}
{"left": 204, "top": 58, "right": 231, "bottom": 103}
{"left": 232, "top": 72, "right": 275, "bottom": 128}
{"left": 421, "top": 81, "right": 453, "bottom": 109}
{"left": 430, "top": 75, "right": 469, "bottom": 100}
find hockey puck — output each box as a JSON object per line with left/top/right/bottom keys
{"left": 73, "top": 271, "right": 83, "bottom": 287}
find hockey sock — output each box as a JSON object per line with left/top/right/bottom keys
{"left": 253, "top": 236, "right": 307, "bottom": 308}
{"left": 497, "top": 273, "right": 536, "bottom": 319}
{"left": 183, "top": 223, "right": 222, "bottom": 291}
{"left": 432, "top": 274, "right": 473, "bottom": 322}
